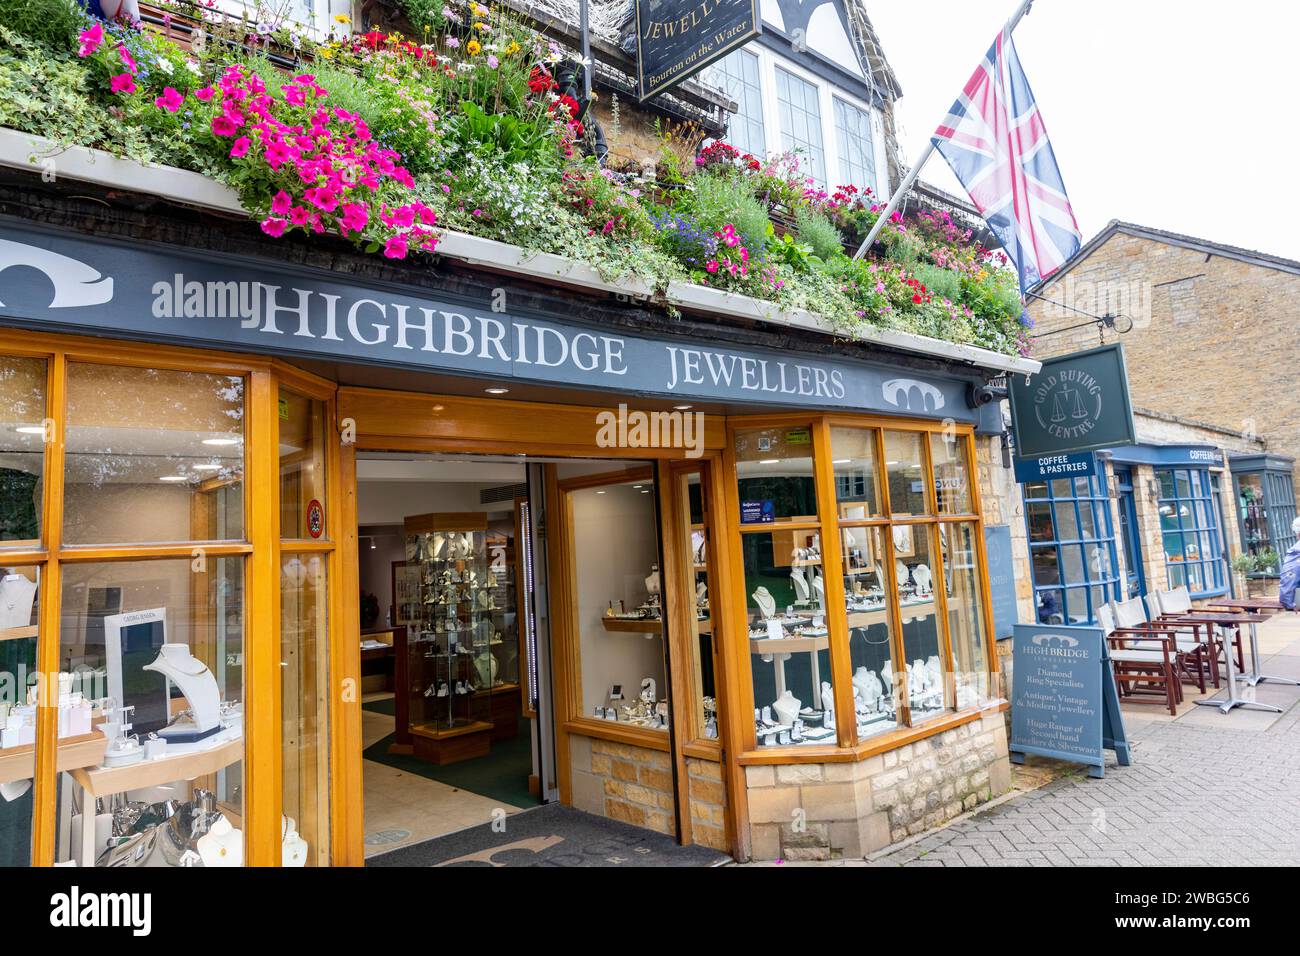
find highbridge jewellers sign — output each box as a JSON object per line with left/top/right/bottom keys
{"left": 0, "top": 225, "right": 980, "bottom": 420}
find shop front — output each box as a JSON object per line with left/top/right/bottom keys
{"left": 0, "top": 201, "right": 1028, "bottom": 864}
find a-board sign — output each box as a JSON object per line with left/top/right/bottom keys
{"left": 1009, "top": 622, "right": 1130, "bottom": 777}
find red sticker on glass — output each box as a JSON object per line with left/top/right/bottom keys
{"left": 307, "top": 499, "right": 324, "bottom": 538}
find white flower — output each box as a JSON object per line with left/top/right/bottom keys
{"left": 156, "top": 57, "right": 174, "bottom": 75}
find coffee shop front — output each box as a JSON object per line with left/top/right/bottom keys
{"left": 0, "top": 172, "right": 1036, "bottom": 864}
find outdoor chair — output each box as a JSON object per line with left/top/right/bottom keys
{"left": 1099, "top": 603, "right": 1181, "bottom": 716}
{"left": 1148, "top": 586, "right": 1242, "bottom": 682}
{"left": 1124, "top": 591, "right": 1216, "bottom": 691}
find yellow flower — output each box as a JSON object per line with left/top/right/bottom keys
{"left": 466, "top": 38, "right": 481, "bottom": 55}
{"left": 318, "top": 46, "right": 334, "bottom": 58}
{"left": 474, "top": 21, "right": 489, "bottom": 30}
{"left": 504, "top": 41, "right": 520, "bottom": 55}
{"left": 332, "top": 13, "right": 350, "bottom": 23}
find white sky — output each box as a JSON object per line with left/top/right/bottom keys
{"left": 866, "top": 0, "right": 1300, "bottom": 261}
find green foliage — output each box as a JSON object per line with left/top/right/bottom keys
{"left": 793, "top": 207, "right": 843, "bottom": 261}
{"left": 683, "top": 173, "right": 771, "bottom": 254}
{"left": 445, "top": 100, "right": 556, "bottom": 167}
{"left": 910, "top": 263, "right": 962, "bottom": 303}
{"left": 0, "top": 0, "right": 81, "bottom": 48}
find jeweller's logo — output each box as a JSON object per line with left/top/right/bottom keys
{"left": 0, "top": 238, "right": 114, "bottom": 309}
{"left": 1031, "top": 368, "right": 1103, "bottom": 442}
{"left": 882, "top": 378, "right": 945, "bottom": 413}
{"left": 1031, "top": 633, "right": 1079, "bottom": 649}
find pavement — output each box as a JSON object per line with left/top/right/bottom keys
{"left": 793, "top": 609, "right": 1300, "bottom": 867}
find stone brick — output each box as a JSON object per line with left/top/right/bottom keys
{"left": 688, "top": 759, "right": 722, "bottom": 781}
{"left": 604, "top": 798, "right": 647, "bottom": 827}
{"left": 747, "top": 785, "right": 801, "bottom": 823}
{"left": 612, "top": 759, "right": 639, "bottom": 783}
{"left": 776, "top": 763, "right": 824, "bottom": 785}
{"left": 690, "top": 778, "right": 726, "bottom": 806}
{"left": 693, "top": 823, "right": 729, "bottom": 852}
{"left": 800, "top": 781, "right": 860, "bottom": 822}
{"left": 589, "top": 753, "right": 612, "bottom": 776}
{"left": 750, "top": 823, "right": 782, "bottom": 861}
{"left": 639, "top": 766, "right": 673, "bottom": 791}
{"left": 745, "top": 765, "right": 776, "bottom": 788}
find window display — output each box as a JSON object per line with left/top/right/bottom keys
{"left": 942, "top": 522, "right": 994, "bottom": 708}
{"left": 1157, "top": 469, "right": 1225, "bottom": 596}
{"left": 734, "top": 426, "right": 817, "bottom": 523}
{"left": 279, "top": 389, "right": 327, "bottom": 541}
{"left": 281, "top": 552, "right": 328, "bottom": 866}
{"left": 840, "top": 526, "right": 897, "bottom": 738}
{"left": 54, "top": 558, "right": 246, "bottom": 867}
{"left": 0, "top": 565, "right": 39, "bottom": 866}
{"left": 566, "top": 473, "right": 667, "bottom": 732}
{"left": 895, "top": 524, "right": 946, "bottom": 722}
{"left": 671, "top": 468, "right": 719, "bottom": 742}
{"left": 831, "top": 426, "right": 881, "bottom": 517}
{"left": 63, "top": 364, "right": 245, "bottom": 545}
{"left": 884, "top": 430, "right": 929, "bottom": 517}
{"left": 0, "top": 356, "right": 46, "bottom": 546}
{"left": 930, "top": 433, "right": 973, "bottom": 515}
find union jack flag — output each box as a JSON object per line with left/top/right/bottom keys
{"left": 932, "top": 28, "right": 1081, "bottom": 293}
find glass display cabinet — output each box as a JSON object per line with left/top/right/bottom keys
{"left": 398, "top": 513, "right": 496, "bottom": 765}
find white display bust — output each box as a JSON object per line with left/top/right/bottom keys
{"left": 772, "top": 690, "right": 800, "bottom": 725}
{"left": 820, "top": 681, "right": 835, "bottom": 729}
{"left": 0, "top": 573, "right": 36, "bottom": 630}
{"left": 197, "top": 814, "right": 243, "bottom": 867}
{"left": 912, "top": 563, "right": 933, "bottom": 595}
{"left": 752, "top": 586, "right": 776, "bottom": 621}
{"left": 143, "top": 644, "right": 221, "bottom": 736}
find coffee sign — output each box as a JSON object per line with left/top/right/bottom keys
{"left": 1009, "top": 343, "right": 1136, "bottom": 458}
{"left": 635, "top": 0, "right": 760, "bottom": 100}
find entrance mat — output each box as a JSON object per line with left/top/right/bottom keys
{"left": 363, "top": 720, "right": 537, "bottom": 809}
{"left": 367, "top": 803, "right": 731, "bottom": 867}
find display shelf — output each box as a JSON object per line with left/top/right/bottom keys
{"left": 0, "top": 731, "right": 108, "bottom": 786}
{"left": 409, "top": 719, "right": 492, "bottom": 764}
{"left": 601, "top": 617, "right": 663, "bottom": 635}
{"left": 749, "top": 634, "right": 830, "bottom": 655}
{"left": 70, "top": 733, "right": 243, "bottom": 798}
{"left": 0, "top": 624, "right": 38, "bottom": 642}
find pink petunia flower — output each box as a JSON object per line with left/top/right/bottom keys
{"left": 261, "top": 218, "right": 288, "bottom": 237}
{"left": 271, "top": 191, "right": 293, "bottom": 215}
{"left": 229, "top": 137, "right": 252, "bottom": 158}
{"left": 211, "top": 115, "right": 239, "bottom": 136}
{"left": 77, "top": 23, "right": 104, "bottom": 58}
{"left": 194, "top": 87, "right": 215, "bottom": 102}
{"left": 383, "top": 235, "right": 408, "bottom": 259}
{"left": 154, "top": 87, "right": 184, "bottom": 113}
{"left": 110, "top": 74, "right": 136, "bottom": 95}
{"left": 118, "top": 47, "right": 138, "bottom": 75}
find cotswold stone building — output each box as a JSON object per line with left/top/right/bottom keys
{"left": 1016, "top": 221, "right": 1298, "bottom": 624}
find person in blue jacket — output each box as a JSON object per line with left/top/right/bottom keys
{"left": 1279, "top": 517, "right": 1300, "bottom": 610}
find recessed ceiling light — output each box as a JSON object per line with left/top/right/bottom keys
{"left": 192, "top": 463, "right": 222, "bottom": 472}
{"left": 159, "top": 475, "right": 189, "bottom": 483}
{"left": 632, "top": 485, "right": 642, "bottom": 489}
{"left": 202, "top": 437, "right": 241, "bottom": 446}
{"left": 595, "top": 490, "right": 606, "bottom": 494}
{"left": 759, "top": 458, "right": 780, "bottom": 465}
{"left": 432, "top": 404, "right": 445, "bottom": 412}
{"left": 832, "top": 459, "right": 851, "bottom": 464}
{"left": 641, "top": 490, "right": 650, "bottom": 494}
{"left": 673, "top": 404, "right": 693, "bottom": 411}
{"left": 15, "top": 425, "right": 44, "bottom": 435}
{"left": 485, "top": 387, "right": 509, "bottom": 395}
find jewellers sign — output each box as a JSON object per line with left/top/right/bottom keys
{"left": 0, "top": 225, "right": 980, "bottom": 419}
{"left": 1009, "top": 623, "right": 1130, "bottom": 778}
{"left": 1008, "top": 343, "right": 1136, "bottom": 458}
{"left": 635, "top": 0, "right": 760, "bottom": 100}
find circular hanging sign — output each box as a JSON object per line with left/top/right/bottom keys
{"left": 307, "top": 499, "right": 324, "bottom": 539}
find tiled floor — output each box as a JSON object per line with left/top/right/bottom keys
{"left": 361, "top": 696, "right": 525, "bottom": 859}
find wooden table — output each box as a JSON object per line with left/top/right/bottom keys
{"left": 1206, "top": 598, "right": 1298, "bottom": 688}
{"left": 1167, "top": 612, "right": 1278, "bottom": 714}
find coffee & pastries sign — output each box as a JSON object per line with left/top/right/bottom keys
{"left": 635, "top": 0, "right": 760, "bottom": 100}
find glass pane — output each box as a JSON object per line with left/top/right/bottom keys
{"left": 1060, "top": 544, "right": 1087, "bottom": 586}
{"left": 745, "top": 531, "right": 833, "bottom": 746}
{"left": 281, "top": 552, "right": 329, "bottom": 866}
{"left": 280, "top": 390, "right": 327, "bottom": 540}
{"left": 1031, "top": 546, "right": 1060, "bottom": 585}
{"left": 830, "top": 426, "right": 880, "bottom": 518}
{"left": 895, "top": 524, "right": 945, "bottom": 723}
{"left": 0, "top": 566, "right": 39, "bottom": 865}
{"left": 1175, "top": 470, "right": 1192, "bottom": 500}
{"left": 1077, "top": 500, "right": 1099, "bottom": 540}
{"left": 734, "top": 426, "right": 817, "bottom": 524}
{"left": 55, "top": 558, "right": 245, "bottom": 867}
{"left": 570, "top": 476, "right": 667, "bottom": 731}
{"left": 1036, "top": 588, "right": 1064, "bottom": 624}
{"left": 1027, "top": 502, "right": 1055, "bottom": 542}
{"left": 941, "top": 522, "right": 993, "bottom": 708}
{"left": 929, "top": 434, "right": 972, "bottom": 515}
{"left": 675, "top": 470, "right": 718, "bottom": 742}
{"left": 1158, "top": 471, "right": 1176, "bottom": 500}
{"left": 883, "top": 431, "right": 928, "bottom": 517}
{"left": 1053, "top": 501, "right": 1080, "bottom": 542}
{"left": 0, "top": 357, "right": 45, "bottom": 546}
{"left": 841, "top": 526, "right": 897, "bottom": 738}
{"left": 64, "top": 364, "right": 245, "bottom": 544}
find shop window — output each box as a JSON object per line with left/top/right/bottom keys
{"left": 894, "top": 523, "right": 947, "bottom": 723}
{"left": 1234, "top": 464, "right": 1298, "bottom": 562}
{"left": 54, "top": 558, "right": 245, "bottom": 867}
{"left": 63, "top": 364, "right": 245, "bottom": 545}
{"left": 942, "top": 522, "right": 993, "bottom": 708}
{"left": 831, "top": 426, "right": 881, "bottom": 517}
{"left": 1157, "top": 468, "right": 1225, "bottom": 596}
{"left": 281, "top": 551, "right": 328, "bottom": 866}
{"left": 734, "top": 426, "right": 817, "bottom": 523}
{"left": 669, "top": 468, "right": 719, "bottom": 743}
{"left": 839, "top": 525, "right": 897, "bottom": 739}
{"left": 776, "top": 66, "right": 827, "bottom": 185}
{"left": 930, "top": 432, "right": 973, "bottom": 515}
{"left": 1022, "top": 473, "right": 1121, "bottom": 625}
{"left": 279, "top": 389, "right": 327, "bottom": 541}
{"left": 0, "top": 565, "right": 39, "bottom": 866}
{"left": 884, "top": 430, "right": 929, "bottom": 517}
{"left": 566, "top": 474, "right": 667, "bottom": 731}
{"left": 0, "top": 357, "right": 46, "bottom": 547}
{"left": 744, "top": 528, "right": 835, "bottom": 746}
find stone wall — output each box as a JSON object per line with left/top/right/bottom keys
{"left": 743, "top": 712, "right": 1012, "bottom": 861}
{"left": 567, "top": 734, "right": 676, "bottom": 836}
{"left": 1025, "top": 229, "right": 1300, "bottom": 501}
{"left": 685, "top": 757, "right": 729, "bottom": 851}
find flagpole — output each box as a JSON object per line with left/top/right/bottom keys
{"left": 852, "top": 0, "right": 1037, "bottom": 261}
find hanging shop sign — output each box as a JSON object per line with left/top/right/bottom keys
{"left": 1009, "top": 623, "right": 1130, "bottom": 778}
{"left": 1012, "top": 451, "right": 1099, "bottom": 484}
{"left": 983, "top": 524, "right": 1018, "bottom": 639}
{"left": 1008, "top": 343, "right": 1136, "bottom": 458}
{"left": 0, "top": 224, "right": 985, "bottom": 421}
{"left": 635, "top": 0, "right": 761, "bottom": 100}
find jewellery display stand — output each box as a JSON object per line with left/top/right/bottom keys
{"left": 482, "top": 529, "right": 521, "bottom": 742}
{"left": 395, "top": 513, "right": 496, "bottom": 766}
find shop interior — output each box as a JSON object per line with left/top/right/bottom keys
{"left": 354, "top": 452, "right": 666, "bottom": 858}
